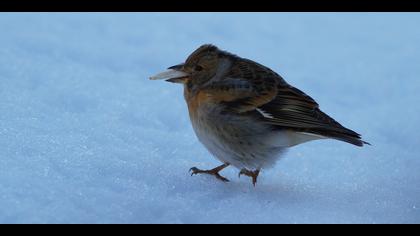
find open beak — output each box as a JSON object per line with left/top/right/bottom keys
{"left": 149, "top": 63, "right": 189, "bottom": 83}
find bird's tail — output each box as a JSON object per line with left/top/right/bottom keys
{"left": 315, "top": 130, "right": 371, "bottom": 147}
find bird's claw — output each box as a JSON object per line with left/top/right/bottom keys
{"left": 188, "top": 165, "right": 230, "bottom": 182}
{"left": 238, "top": 169, "right": 247, "bottom": 178}
{"left": 189, "top": 167, "right": 200, "bottom": 176}
{"left": 238, "top": 168, "right": 260, "bottom": 187}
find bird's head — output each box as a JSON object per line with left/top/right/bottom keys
{"left": 150, "top": 44, "right": 234, "bottom": 88}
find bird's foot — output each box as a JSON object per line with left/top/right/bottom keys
{"left": 238, "top": 168, "right": 260, "bottom": 186}
{"left": 189, "top": 163, "right": 230, "bottom": 182}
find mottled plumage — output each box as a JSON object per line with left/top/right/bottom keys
{"left": 150, "top": 44, "right": 369, "bottom": 186}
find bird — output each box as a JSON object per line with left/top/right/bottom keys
{"left": 150, "top": 44, "right": 369, "bottom": 186}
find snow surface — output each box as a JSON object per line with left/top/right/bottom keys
{"left": 0, "top": 13, "right": 419, "bottom": 223}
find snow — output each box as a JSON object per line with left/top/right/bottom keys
{"left": 1, "top": 12, "right": 419, "bottom": 223}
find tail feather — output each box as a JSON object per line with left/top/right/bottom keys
{"left": 315, "top": 130, "right": 370, "bottom": 147}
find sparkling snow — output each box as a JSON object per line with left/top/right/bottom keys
{"left": 0, "top": 13, "right": 419, "bottom": 223}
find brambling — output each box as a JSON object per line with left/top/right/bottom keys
{"left": 150, "top": 44, "right": 369, "bottom": 186}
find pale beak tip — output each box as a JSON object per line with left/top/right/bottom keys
{"left": 149, "top": 69, "right": 189, "bottom": 82}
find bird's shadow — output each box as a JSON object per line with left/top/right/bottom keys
{"left": 177, "top": 170, "right": 320, "bottom": 206}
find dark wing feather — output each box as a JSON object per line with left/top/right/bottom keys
{"left": 211, "top": 58, "right": 369, "bottom": 146}
{"left": 259, "top": 84, "right": 369, "bottom": 146}
{"left": 203, "top": 59, "right": 280, "bottom": 112}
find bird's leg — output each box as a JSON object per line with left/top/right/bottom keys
{"left": 238, "top": 168, "right": 260, "bottom": 186}
{"left": 189, "top": 163, "right": 230, "bottom": 182}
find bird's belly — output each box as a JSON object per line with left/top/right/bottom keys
{"left": 189, "top": 104, "right": 287, "bottom": 169}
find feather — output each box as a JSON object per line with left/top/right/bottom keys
{"left": 208, "top": 56, "right": 369, "bottom": 146}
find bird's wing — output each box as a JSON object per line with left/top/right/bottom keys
{"left": 203, "top": 59, "right": 368, "bottom": 146}
{"left": 202, "top": 59, "right": 280, "bottom": 112}
{"left": 258, "top": 87, "right": 368, "bottom": 146}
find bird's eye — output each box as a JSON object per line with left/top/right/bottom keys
{"left": 195, "top": 65, "right": 203, "bottom": 71}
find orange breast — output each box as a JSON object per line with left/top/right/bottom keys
{"left": 186, "top": 90, "right": 211, "bottom": 119}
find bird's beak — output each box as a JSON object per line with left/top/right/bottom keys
{"left": 149, "top": 63, "right": 189, "bottom": 83}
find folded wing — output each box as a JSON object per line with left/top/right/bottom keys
{"left": 204, "top": 58, "right": 369, "bottom": 147}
